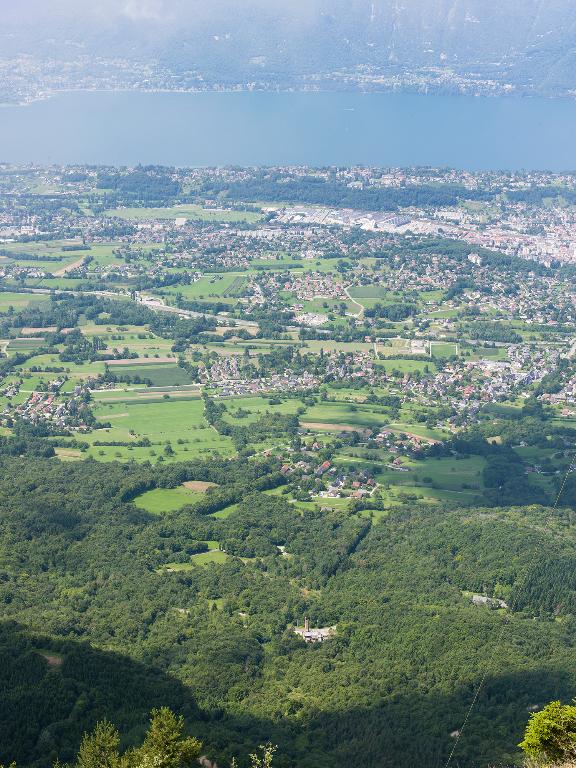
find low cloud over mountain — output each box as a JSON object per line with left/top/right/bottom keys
{"left": 3, "top": 0, "right": 576, "bottom": 92}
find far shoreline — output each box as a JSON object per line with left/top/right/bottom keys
{"left": 2, "top": 82, "right": 576, "bottom": 110}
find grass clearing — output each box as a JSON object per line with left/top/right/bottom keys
{"left": 211, "top": 503, "right": 239, "bottom": 519}
{"left": 159, "top": 549, "right": 230, "bottom": 571}
{"left": 134, "top": 486, "right": 204, "bottom": 514}
{"left": 37, "top": 650, "right": 64, "bottom": 667}
{"left": 55, "top": 447, "right": 84, "bottom": 462}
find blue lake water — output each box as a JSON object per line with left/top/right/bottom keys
{"left": 1, "top": 90, "right": 576, "bottom": 170}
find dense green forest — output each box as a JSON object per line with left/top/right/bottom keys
{"left": 1, "top": 454, "right": 576, "bottom": 768}
{"left": 200, "top": 176, "right": 494, "bottom": 211}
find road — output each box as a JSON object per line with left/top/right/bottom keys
{"left": 344, "top": 286, "right": 364, "bottom": 319}
{"left": 137, "top": 294, "right": 259, "bottom": 331}
{"left": 21, "top": 286, "right": 259, "bottom": 331}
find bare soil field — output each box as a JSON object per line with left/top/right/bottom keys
{"left": 183, "top": 480, "right": 219, "bottom": 492}
{"left": 20, "top": 326, "right": 57, "bottom": 335}
{"left": 301, "top": 422, "right": 366, "bottom": 432}
{"left": 106, "top": 357, "right": 177, "bottom": 365}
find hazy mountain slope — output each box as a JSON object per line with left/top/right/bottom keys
{"left": 2, "top": 1, "right": 576, "bottom": 93}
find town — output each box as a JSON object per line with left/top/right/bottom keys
{"left": 1, "top": 162, "right": 576, "bottom": 512}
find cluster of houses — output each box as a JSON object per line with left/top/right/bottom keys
{"left": 0, "top": 263, "right": 49, "bottom": 281}
{"left": 374, "top": 427, "right": 440, "bottom": 455}
{"left": 279, "top": 456, "right": 379, "bottom": 500}
{"left": 281, "top": 272, "right": 347, "bottom": 302}
{"left": 324, "top": 351, "right": 376, "bottom": 382}
{"left": 209, "top": 370, "right": 320, "bottom": 398}
{"left": 540, "top": 369, "right": 576, "bottom": 407}
{"left": 317, "top": 470, "right": 378, "bottom": 500}
{"left": 199, "top": 356, "right": 242, "bottom": 383}
{"left": 393, "top": 350, "right": 559, "bottom": 427}
{"left": 1, "top": 382, "right": 91, "bottom": 431}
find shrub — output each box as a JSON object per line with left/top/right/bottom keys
{"left": 520, "top": 701, "right": 576, "bottom": 764}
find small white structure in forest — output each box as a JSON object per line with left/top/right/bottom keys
{"left": 294, "top": 617, "right": 336, "bottom": 643}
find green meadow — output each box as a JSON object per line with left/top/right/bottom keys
{"left": 376, "top": 454, "right": 486, "bottom": 502}
{"left": 83, "top": 398, "right": 235, "bottom": 462}
{"left": 133, "top": 486, "right": 204, "bottom": 514}
{"left": 108, "top": 362, "right": 194, "bottom": 386}
{"left": 159, "top": 547, "right": 229, "bottom": 572}
{"left": 0, "top": 292, "right": 49, "bottom": 312}
{"left": 161, "top": 273, "right": 249, "bottom": 303}
{"left": 302, "top": 400, "right": 391, "bottom": 429}
{"left": 376, "top": 358, "right": 437, "bottom": 373}
{"left": 105, "top": 205, "right": 262, "bottom": 223}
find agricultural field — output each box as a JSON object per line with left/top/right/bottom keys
{"left": 7, "top": 337, "right": 46, "bottom": 353}
{"left": 377, "top": 455, "right": 486, "bottom": 491}
{"left": 92, "top": 386, "right": 201, "bottom": 403}
{"left": 347, "top": 285, "right": 396, "bottom": 300}
{"left": 107, "top": 362, "right": 194, "bottom": 386}
{"left": 105, "top": 204, "right": 262, "bottom": 223}
{"left": 376, "top": 358, "right": 437, "bottom": 373}
{"left": 161, "top": 273, "right": 249, "bottom": 303}
{"left": 80, "top": 323, "right": 174, "bottom": 357}
{"left": 302, "top": 400, "right": 391, "bottom": 430}
{"left": 34, "top": 277, "right": 87, "bottom": 289}
{"left": 0, "top": 292, "right": 48, "bottom": 312}
{"left": 299, "top": 298, "right": 356, "bottom": 315}
{"left": 0, "top": 242, "right": 91, "bottom": 272}
{"left": 223, "top": 396, "right": 303, "bottom": 425}
{"left": 387, "top": 421, "right": 450, "bottom": 441}
{"left": 16, "top": 354, "right": 106, "bottom": 377}
{"left": 299, "top": 340, "right": 374, "bottom": 355}
{"left": 82, "top": 398, "right": 235, "bottom": 462}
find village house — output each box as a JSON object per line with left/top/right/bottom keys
{"left": 293, "top": 617, "right": 336, "bottom": 644}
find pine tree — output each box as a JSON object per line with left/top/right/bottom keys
{"left": 76, "top": 721, "right": 120, "bottom": 768}
{"left": 131, "top": 708, "right": 202, "bottom": 768}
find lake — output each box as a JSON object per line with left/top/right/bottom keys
{"left": 1, "top": 90, "right": 576, "bottom": 170}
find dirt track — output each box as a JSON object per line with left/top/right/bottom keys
{"left": 53, "top": 256, "right": 86, "bottom": 276}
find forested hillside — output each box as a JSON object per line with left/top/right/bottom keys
{"left": 2, "top": 453, "right": 576, "bottom": 767}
